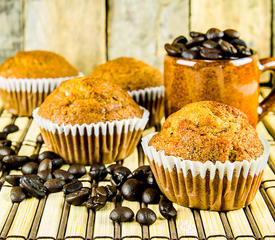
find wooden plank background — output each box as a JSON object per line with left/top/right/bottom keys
{"left": 0, "top": 0, "right": 273, "bottom": 81}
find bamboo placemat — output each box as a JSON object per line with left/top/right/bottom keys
{"left": 0, "top": 88, "right": 275, "bottom": 240}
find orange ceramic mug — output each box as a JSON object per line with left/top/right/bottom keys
{"left": 164, "top": 53, "right": 275, "bottom": 127}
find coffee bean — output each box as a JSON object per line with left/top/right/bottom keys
{"left": 3, "top": 124, "right": 19, "bottom": 134}
{"left": 147, "top": 172, "right": 157, "bottom": 186}
{"left": 202, "top": 40, "right": 219, "bottom": 49}
{"left": 44, "top": 178, "right": 65, "bottom": 193}
{"left": 142, "top": 188, "right": 160, "bottom": 204}
{"left": 106, "top": 164, "right": 122, "bottom": 175}
{"left": 229, "top": 56, "right": 239, "bottom": 60}
{"left": 172, "top": 35, "right": 187, "bottom": 45}
{"left": 0, "top": 140, "right": 11, "bottom": 147}
{"left": 105, "top": 185, "right": 117, "bottom": 201}
{"left": 53, "top": 169, "right": 74, "bottom": 182}
{"left": 136, "top": 208, "right": 156, "bottom": 225}
{"left": 22, "top": 162, "right": 39, "bottom": 175}
{"left": 110, "top": 166, "right": 131, "bottom": 187}
{"left": 95, "top": 186, "right": 108, "bottom": 197}
{"left": 63, "top": 179, "right": 83, "bottom": 194}
{"left": 159, "top": 197, "right": 177, "bottom": 219}
{"left": 223, "top": 29, "right": 240, "bottom": 39}
{"left": 86, "top": 195, "right": 107, "bottom": 210}
{"left": 110, "top": 206, "right": 134, "bottom": 222}
{"left": 230, "top": 38, "right": 247, "bottom": 47}
{"left": 68, "top": 164, "right": 86, "bottom": 178}
{"left": 65, "top": 187, "right": 90, "bottom": 206}
{"left": 190, "top": 31, "right": 205, "bottom": 38}
{"left": 38, "top": 159, "right": 52, "bottom": 173}
{"left": 10, "top": 186, "right": 26, "bottom": 202}
{"left": 29, "top": 154, "right": 39, "bottom": 162}
{"left": 0, "top": 146, "right": 15, "bottom": 157}
{"left": 5, "top": 175, "right": 21, "bottom": 186}
{"left": 164, "top": 43, "right": 181, "bottom": 57}
{"left": 121, "top": 179, "right": 144, "bottom": 201}
{"left": 38, "top": 151, "right": 60, "bottom": 162}
{"left": 185, "top": 36, "right": 205, "bottom": 48}
{"left": 20, "top": 175, "right": 47, "bottom": 198}
{"left": 190, "top": 46, "right": 201, "bottom": 52}
{"left": 206, "top": 28, "right": 224, "bottom": 40}
{"left": 89, "top": 163, "right": 107, "bottom": 181}
{"left": 51, "top": 157, "right": 63, "bottom": 170}
{"left": 130, "top": 165, "right": 151, "bottom": 180}
{"left": 2, "top": 155, "right": 29, "bottom": 168}
{"left": 37, "top": 170, "right": 52, "bottom": 182}
{"left": 200, "top": 47, "right": 223, "bottom": 59}
{"left": 0, "top": 132, "right": 7, "bottom": 140}
{"left": 36, "top": 134, "right": 44, "bottom": 143}
{"left": 172, "top": 43, "right": 186, "bottom": 51}
{"left": 181, "top": 50, "right": 197, "bottom": 59}
{"left": 236, "top": 45, "right": 252, "bottom": 56}
{"left": 218, "top": 39, "right": 237, "bottom": 54}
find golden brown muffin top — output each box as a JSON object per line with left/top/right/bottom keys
{"left": 38, "top": 76, "right": 143, "bottom": 125}
{"left": 149, "top": 101, "right": 263, "bottom": 163}
{"left": 90, "top": 57, "right": 163, "bottom": 91}
{"left": 0, "top": 50, "right": 78, "bottom": 78}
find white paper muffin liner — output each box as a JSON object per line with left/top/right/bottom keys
{"left": 33, "top": 107, "right": 149, "bottom": 165}
{"left": 0, "top": 73, "right": 83, "bottom": 116}
{"left": 128, "top": 86, "right": 164, "bottom": 127}
{"left": 141, "top": 132, "right": 270, "bottom": 211}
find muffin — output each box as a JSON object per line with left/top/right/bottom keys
{"left": 90, "top": 57, "right": 164, "bottom": 126}
{"left": 33, "top": 76, "right": 149, "bottom": 164}
{"left": 142, "top": 101, "right": 269, "bottom": 211}
{"left": 0, "top": 50, "right": 82, "bottom": 116}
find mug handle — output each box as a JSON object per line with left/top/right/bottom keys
{"left": 258, "top": 57, "right": 275, "bottom": 121}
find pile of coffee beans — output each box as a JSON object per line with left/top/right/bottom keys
{"left": 165, "top": 28, "right": 252, "bottom": 59}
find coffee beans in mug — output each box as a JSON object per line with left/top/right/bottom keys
{"left": 136, "top": 208, "right": 156, "bottom": 225}
{"left": 110, "top": 206, "right": 134, "bottom": 222}
{"left": 10, "top": 186, "right": 26, "bottom": 203}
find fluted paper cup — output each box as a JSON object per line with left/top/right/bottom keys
{"left": 128, "top": 86, "right": 164, "bottom": 127}
{"left": 142, "top": 132, "right": 270, "bottom": 211}
{"left": 33, "top": 107, "right": 149, "bottom": 165}
{"left": 0, "top": 72, "right": 83, "bottom": 116}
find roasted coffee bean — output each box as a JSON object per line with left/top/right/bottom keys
{"left": 223, "top": 29, "right": 240, "bottom": 39}
{"left": 68, "top": 164, "right": 86, "bottom": 178}
{"left": 29, "top": 154, "right": 39, "bottom": 162}
{"left": 130, "top": 165, "right": 151, "bottom": 180}
{"left": 22, "top": 162, "right": 39, "bottom": 175}
{"left": 51, "top": 157, "right": 63, "bottom": 170}
{"left": 53, "top": 169, "right": 74, "bottom": 182}
{"left": 20, "top": 175, "right": 47, "bottom": 198}
{"left": 185, "top": 36, "right": 205, "bottom": 48}
{"left": 65, "top": 187, "right": 90, "bottom": 205}
{"left": 111, "top": 166, "right": 131, "bottom": 187}
{"left": 38, "top": 151, "right": 60, "bottom": 162}
{"left": 110, "top": 206, "right": 134, "bottom": 222}
{"left": 147, "top": 172, "right": 157, "bottom": 186}
{"left": 38, "top": 159, "right": 53, "bottom": 172}
{"left": 0, "top": 146, "right": 15, "bottom": 157}
{"left": 36, "top": 134, "right": 44, "bottom": 143}
{"left": 95, "top": 186, "right": 108, "bottom": 197}
{"left": 0, "top": 140, "right": 12, "bottom": 147}
{"left": 105, "top": 185, "right": 117, "bottom": 201}
{"left": 172, "top": 35, "right": 187, "bottom": 45}
{"left": 230, "top": 38, "right": 247, "bottom": 47}
{"left": 190, "top": 46, "right": 201, "bottom": 52}
{"left": 37, "top": 170, "right": 52, "bottom": 182}
{"left": 164, "top": 43, "right": 181, "bottom": 56}
{"left": 44, "top": 178, "right": 65, "bottom": 193}
{"left": 136, "top": 208, "right": 156, "bottom": 225}
{"left": 236, "top": 45, "right": 252, "bottom": 56}
{"left": 63, "top": 179, "right": 83, "bottom": 194}
{"left": 5, "top": 175, "right": 21, "bottom": 186}
{"left": 181, "top": 50, "right": 197, "bottom": 59}
{"left": 190, "top": 31, "right": 205, "bottom": 38}
{"left": 89, "top": 163, "right": 107, "bottom": 181}
{"left": 218, "top": 39, "right": 237, "bottom": 54}
{"left": 0, "top": 132, "right": 7, "bottom": 140}
{"left": 229, "top": 56, "right": 239, "bottom": 60}
{"left": 206, "top": 28, "right": 224, "bottom": 40}
{"left": 200, "top": 47, "right": 223, "bottom": 59}
{"left": 202, "top": 40, "right": 218, "bottom": 49}
{"left": 106, "top": 164, "right": 122, "bottom": 174}
{"left": 142, "top": 188, "right": 160, "bottom": 204}
{"left": 10, "top": 186, "right": 26, "bottom": 202}
{"left": 159, "top": 197, "right": 177, "bottom": 219}
{"left": 86, "top": 195, "right": 107, "bottom": 210}
{"left": 3, "top": 124, "right": 19, "bottom": 134}
{"left": 2, "top": 155, "right": 29, "bottom": 168}
{"left": 172, "top": 43, "right": 186, "bottom": 51}
{"left": 121, "top": 179, "right": 144, "bottom": 201}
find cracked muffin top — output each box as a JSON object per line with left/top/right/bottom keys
{"left": 38, "top": 76, "right": 143, "bottom": 125}
{"left": 0, "top": 50, "right": 78, "bottom": 79}
{"left": 90, "top": 57, "right": 163, "bottom": 91}
{"left": 149, "top": 101, "right": 263, "bottom": 163}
